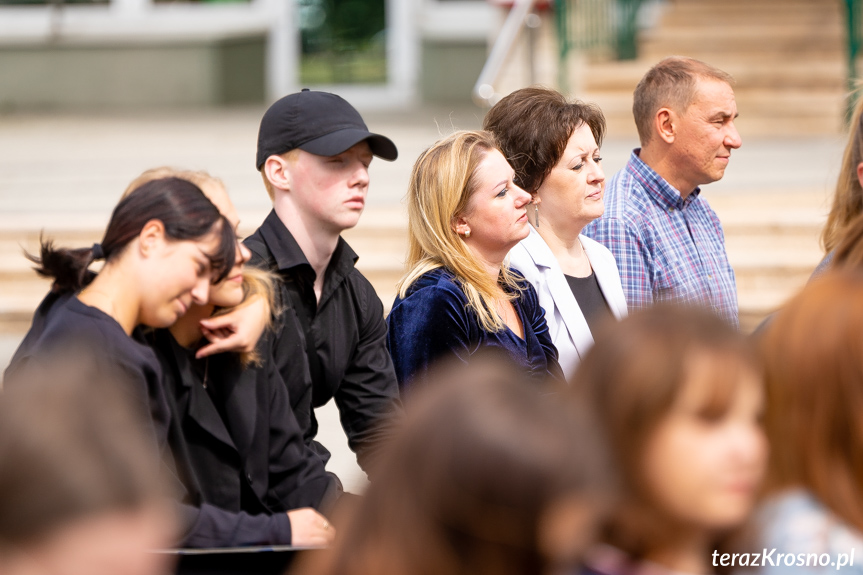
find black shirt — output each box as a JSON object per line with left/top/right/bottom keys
{"left": 145, "top": 329, "right": 336, "bottom": 528}
{"left": 6, "top": 290, "right": 322, "bottom": 548}
{"left": 5, "top": 292, "right": 171, "bottom": 449}
{"left": 245, "top": 210, "right": 401, "bottom": 475}
{"left": 564, "top": 271, "right": 613, "bottom": 337}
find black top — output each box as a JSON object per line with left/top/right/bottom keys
{"left": 144, "top": 329, "right": 338, "bottom": 544}
{"left": 244, "top": 210, "right": 402, "bottom": 475}
{"left": 387, "top": 267, "right": 565, "bottom": 392}
{"left": 564, "top": 271, "right": 613, "bottom": 337}
{"left": 5, "top": 291, "right": 324, "bottom": 548}
{"left": 5, "top": 292, "right": 171, "bottom": 448}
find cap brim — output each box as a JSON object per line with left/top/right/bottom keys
{"left": 299, "top": 128, "right": 398, "bottom": 161}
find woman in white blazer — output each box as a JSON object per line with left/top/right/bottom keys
{"left": 484, "top": 87, "right": 627, "bottom": 380}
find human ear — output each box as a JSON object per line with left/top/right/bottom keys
{"left": 138, "top": 219, "right": 167, "bottom": 257}
{"left": 264, "top": 155, "right": 292, "bottom": 193}
{"left": 655, "top": 108, "right": 676, "bottom": 144}
{"left": 856, "top": 161, "right": 863, "bottom": 189}
{"left": 452, "top": 214, "right": 471, "bottom": 237}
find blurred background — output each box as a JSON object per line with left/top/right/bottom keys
{"left": 0, "top": 0, "right": 854, "bottom": 490}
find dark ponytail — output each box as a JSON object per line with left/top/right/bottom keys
{"left": 29, "top": 177, "right": 236, "bottom": 294}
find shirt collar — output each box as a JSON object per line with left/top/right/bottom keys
{"left": 520, "top": 225, "right": 557, "bottom": 269}
{"left": 627, "top": 149, "right": 701, "bottom": 210}
{"left": 258, "top": 209, "right": 360, "bottom": 280}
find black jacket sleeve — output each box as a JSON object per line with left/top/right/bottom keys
{"left": 263, "top": 358, "right": 337, "bottom": 512}
{"left": 332, "top": 281, "right": 402, "bottom": 475}
{"left": 176, "top": 502, "right": 292, "bottom": 548}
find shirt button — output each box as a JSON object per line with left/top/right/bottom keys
{"left": 246, "top": 472, "right": 253, "bottom": 484}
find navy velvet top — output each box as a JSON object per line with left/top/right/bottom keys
{"left": 386, "top": 267, "right": 564, "bottom": 393}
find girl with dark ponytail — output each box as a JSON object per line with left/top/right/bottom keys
{"left": 5, "top": 175, "right": 234, "bottom": 462}
{"left": 33, "top": 176, "right": 235, "bottom": 301}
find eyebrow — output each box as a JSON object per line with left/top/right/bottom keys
{"left": 492, "top": 179, "right": 509, "bottom": 191}
{"left": 569, "top": 145, "right": 599, "bottom": 156}
{"left": 711, "top": 111, "right": 738, "bottom": 121}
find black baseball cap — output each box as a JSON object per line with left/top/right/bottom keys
{"left": 255, "top": 89, "right": 398, "bottom": 169}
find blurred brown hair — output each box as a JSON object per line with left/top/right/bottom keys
{"left": 822, "top": 91, "right": 863, "bottom": 253}
{"left": 633, "top": 57, "right": 735, "bottom": 146}
{"left": 832, "top": 210, "right": 863, "bottom": 270}
{"left": 0, "top": 358, "right": 169, "bottom": 549}
{"left": 298, "top": 351, "right": 615, "bottom": 575}
{"left": 569, "top": 305, "right": 759, "bottom": 565}
{"left": 483, "top": 86, "right": 606, "bottom": 194}
{"left": 759, "top": 271, "right": 863, "bottom": 533}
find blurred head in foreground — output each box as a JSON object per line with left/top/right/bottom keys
{"left": 300, "top": 352, "right": 614, "bottom": 575}
{"left": 759, "top": 271, "right": 863, "bottom": 534}
{"left": 570, "top": 305, "right": 766, "bottom": 574}
{"left": 821, "top": 90, "right": 863, "bottom": 254}
{"left": 0, "top": 363, "right": 175, "bottom": 575}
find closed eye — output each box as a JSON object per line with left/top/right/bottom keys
{"left": 496, "top": 187, "right": 508, "bottom": 198}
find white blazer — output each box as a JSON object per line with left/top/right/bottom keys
{"left": 508, "top": 226, "right": 628, "bottom": 380}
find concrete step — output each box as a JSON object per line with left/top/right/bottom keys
{"left": 641, "top": 44, "right": 842, "bottom": 64}
{"left": 577, "top": 90, "right": 845, "bottom": 137}
{"left": 662, "top": 8, "right": 841, "bottom": 27}
{"left": 647, "top": 21, "right": 843, "bottom": 41}
{"left": 0, "top": 191, "right": 831, "bottom": 334}
{"left": 582, "top": 59, "right": 845, "bottom": 92}
{"left": 0, "top": 207, "right": 411, "bottom": 328}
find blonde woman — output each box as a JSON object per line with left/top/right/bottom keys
{"left": 386, "top": 131, "right": 564, "bottom": 393}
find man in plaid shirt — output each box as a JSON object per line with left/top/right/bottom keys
{"left": 583, "top": 56, "right": 741, "bottom": 328}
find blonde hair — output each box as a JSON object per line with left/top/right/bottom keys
{"left": 397, "top": 130, "right": 523, "bottom": 333}
{"left": 122, "top": 166, "right": 225, "bottom": 200}
{"left": 213, "top": 266, "right": 281, "bottom": 366}
{"left": 822, "top": 92, "right": 863, "bottom": 252}
{"left": 259, "top": 149, "right": 302, "bottom": 202}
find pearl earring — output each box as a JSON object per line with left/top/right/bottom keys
{"left": 464, "top": 230, "right": 471, "bottom": 238}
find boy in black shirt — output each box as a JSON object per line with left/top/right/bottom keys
{"left": 245, "top": 90, "right": 401, "bottom": 480}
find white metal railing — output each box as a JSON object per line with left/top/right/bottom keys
{"left": 472, "top": 0, "right": 538, "bottom": 107}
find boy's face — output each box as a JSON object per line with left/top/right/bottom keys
{"left": 285, "top": 140, "right": 373, "bottom": 234}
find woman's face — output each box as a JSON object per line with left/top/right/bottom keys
{"left": 641, "top": 356, "right": 767, "bottom": 531}
{"left": 137, "top": 225, "right": 222, "bottom": 328}
{"left": 456, "top": 148, "right": 532, "bottom": 263}
{"left": 199, "top": 181, "right": 251, "bottom": 309}
{"left": 535, "top": 123, "right": 604, "bottom": 233}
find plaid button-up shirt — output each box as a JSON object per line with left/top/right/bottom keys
{"left": 583, "top": 150, "right": 739, "bottom": 328}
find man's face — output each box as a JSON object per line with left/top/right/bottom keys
{"left": 286, "top": 140, "right": 373, "bottom": 234}
{"left": 670, "top": 78, "right": 741, "bottom": 194}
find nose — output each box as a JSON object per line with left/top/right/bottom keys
{"left": 514, "top": 186, "right": 532, "bottom": 208}
{"left": 237, "top": 241, "right": 251, "bottom": 266}
{"left": 589, "top": 159, "right": 606, "bottom": 185}
{"left": 190, "top": 276, "right": 210, "bottom": 305}
{"left": 350, "top": 160, "right": 370, "bottom": 189}
{"left": 729, "top": 422, "right": 767, "bottom": 471}
{"left": 725, "top": 120, "right": 742, "bottom": 149}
